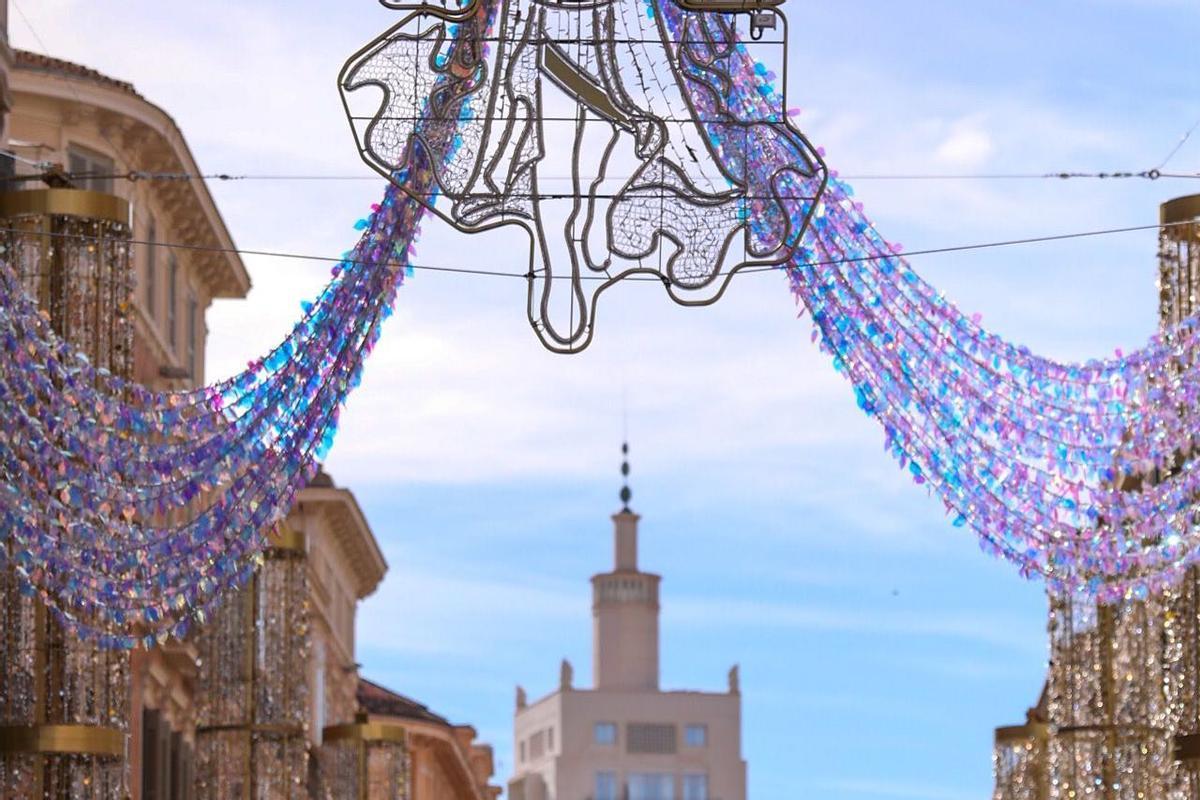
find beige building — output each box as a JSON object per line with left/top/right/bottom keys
{"left": 7, "top": 48, "right": 250, "bottom": 389}
{"left": 0, "top": 32, "right": 503, "bottom": 798}
{"left": 0, "top": 2, "right": 11, "bottom": 144}
{"left": 509, "top": 452, "right": 746, "bottom": 800}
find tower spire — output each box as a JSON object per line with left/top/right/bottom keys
{"left": 620, "top": 442, "right": 632, "bottom": 512}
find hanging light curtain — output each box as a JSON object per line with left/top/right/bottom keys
{"left": 319, "top": 716, "right": 409, "bottom": 800}
{"left": 992, "top": 692, "right": 1048, "bottom": 800}
{"left": 0, "top": 187, "right": 133, "bottom": 798}
{"left": 1157, "top": 196, "right": 1200, "bottom": 799}
{"left": 1045, "top": 590, "right": 1172, "bottom": 799}
{"left": 194, "top": 525, "right": 310, "bottom": 799}
{"left": 992, "top": 195, "right": 1200, "bottom": 800}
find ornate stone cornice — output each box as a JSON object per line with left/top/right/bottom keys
{"left": 11, "top": 51, "right": 251, "bottom": 300}
{"left": 297, "top": 485, "right": 387, "bottom": 599}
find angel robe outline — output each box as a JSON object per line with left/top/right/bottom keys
{"left": 340, "top": 0, "right": 827, "bottom": 351}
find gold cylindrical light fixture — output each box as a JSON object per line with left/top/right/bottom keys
{"left": 320, "top": 715, "right": 410, "bottom": 800}
{"left": 1158, "top": 194, "right": 1200, "bottom": 799}
{"left": 1158, "top": 193, "right": 1200, "bottom": 326}
{"left": 194, "top": 525, "right": 310, "bottom": 799}
{"left": 1044, "top": 590, "right": 1172, "bottom": 800}
{"left": 0, "top": 188, "right": 133, "bottom": 799}
{"left": 992, "top": 717, "right": 1048, "bottom": 800}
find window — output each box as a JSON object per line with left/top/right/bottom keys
{"left": 145, "top": 216, "right": 157, "bottom": 318}
{"left": 547, "top": 726, "right": 554, "bottom": 752}
{"left": 313, "top": 644, "right": 326, "bottom": 742}
{"left": 685, "top": 724, "right": 707, "bottom": 748}
{"left": 628, "top": 772, "right": 673, "bottom": 800}
{"left": 519, "top": 740, "right": 526, "bottom": 763}
{"left": 170, "top": 731, "right": 194, "bottom": 800}
{"left": 595, "top": 771, "right": 618, "bottom": 800}
{"left": 683, "top": 773, "right": 708, "bottom": 800}
{"left": 141, "top": 708, "right": 193, "bottom": 800}
{"left": 141, "top": 707, "right": 163, "bottom": 800}
{"left": 0, "top": 149, "right": 13, "bottom": 183}
{"left": 594, "top": 721, "right": 617, "bottom": 745}
{"left": 529, "top": 729, "right": 546, "bottom": 760}
{"left": 167, "top": 256, "right": 178, "bottom": 349}
{"left": 187, "top": 293, "right": 198, "bottom": 380}
{"left": 67, "top": 144, "right": 114, "bottom": 194}
{"left": 627, "top": 723, "right": 677, "bottom": 754}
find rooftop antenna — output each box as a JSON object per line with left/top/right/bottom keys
{"left": 620, "top": 386, "right": 633, "bottom": 513}
{"left": 620, "top": 442, "right": 632, "bottom": 513}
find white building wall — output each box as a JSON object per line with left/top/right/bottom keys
{"left": 514, "top": 688, "right": 745, "bottom": 800}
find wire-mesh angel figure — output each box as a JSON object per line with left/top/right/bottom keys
{"left": 340, "top": 0, "right": 827, "bottom": 351}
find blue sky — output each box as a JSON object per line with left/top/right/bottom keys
{"left": 13, "top": 1, "right": 1200, "bottom": 797}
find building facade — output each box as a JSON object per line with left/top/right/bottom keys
{"left": 0, "top": 33, "right": 503, "bottom": 798}
{"left": 7, "top": 48, "right": 251, "bottom": 388}
{"left": 509, "top": 453, "right": 746, "bottom": 800}
{"left": 0, "top": 1, "right": 11, "bottom": 144}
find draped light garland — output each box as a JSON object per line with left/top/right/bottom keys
{"left": 0, "top": 200, "right": 416, "bottom": 648}
{"left": 0, "top": 0, "right": 1196, "bottom": 647}
{"left": 658, "top": 0, "right": 1200, "bottom": 601}
{"left": 0, "top": 0, "right": 492, "bottom": 648}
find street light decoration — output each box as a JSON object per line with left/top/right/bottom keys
{"left": 339, "top": 0, "right": 827, "bottom": 352}
{"left": 7, "top": 1, "right": 1200, "bottom": 645}
{"left": 0, "top": 187, "right": 133, "bottom": 797}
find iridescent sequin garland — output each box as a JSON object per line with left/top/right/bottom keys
{"left": 0, "top": 0, "right": 495, "bottom": 648}
{"left": 1, "top": 0, "right": 1194, "bottom": 651}
{"left": 0, "top": 204, "right": 408, "bottom": 648}
{"left": 659, "top": 0, "right": 1200, "bottom": 601}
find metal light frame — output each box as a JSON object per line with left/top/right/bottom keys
{"left": 339, "top": 0, "right": 827, "bottom": 352}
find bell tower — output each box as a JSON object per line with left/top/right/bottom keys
{"left": 591, "top": 443, "right": 661, "bottom": 691}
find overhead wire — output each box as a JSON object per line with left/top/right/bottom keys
{"left": 6, "top": 1, "right": 1197, "bottom": 289}
{"left": 1, "top": 166, "right": 1198, "bottom": 185}
{"left": 1, "top": 219, "right": 1190, "bottom": 284}
{"left": 1157, "top": 114, "right": 1200, "bottom": 171}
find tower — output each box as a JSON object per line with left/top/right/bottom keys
{"left": 592, "top": 443, "right": 661, "bottom": 691}
{"left": 509, "top": 443, "right": 746, "bottom": 800}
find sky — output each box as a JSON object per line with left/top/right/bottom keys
{"left": 12, "top": 1, "right": 1200, "bottom": 798}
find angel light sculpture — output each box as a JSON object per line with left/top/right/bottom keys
{"left": 339, "top": 0, "right": 827, "bottom": 351}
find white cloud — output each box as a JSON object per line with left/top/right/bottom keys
{"left": 934, "top": 118, "right": 995, "bottom": 167}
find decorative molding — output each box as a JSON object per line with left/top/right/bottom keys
{"left": 11, "top": 59, "right": 251, "bottom": 298}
